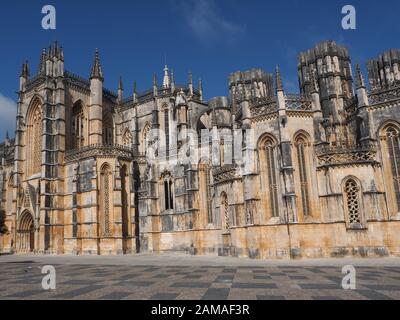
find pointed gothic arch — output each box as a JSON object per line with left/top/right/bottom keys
{"left": 257, "top": 134, "right": 280, "bottom": 219}
{"left": 142, "top": 122, "right": 152, "bottom": 154}
{"left": 379, "top": 122, "right": 400, "bottom": 215}
{"left": 17, "top": 210, "right": 35, "bottom": 252}
{"left": 71, "top": 100, "right": 87, "bottom": 149}
{"left": 26, "top": 97, "right": 43, "bottom": 177}
{"left": 294, "top": 131, "right": 312, "bottom": 217}
{"left": 342, "top": 176, "right": 364, "bottom": 228}
{"left": 122, "top": 128, "right": 133, "bottom": 147}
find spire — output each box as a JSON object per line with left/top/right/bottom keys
{"left": 275, "top": 65, "right": 283, "bottom": 92}
{"left": 163, "top": 65, "right": 170, "bottom": 88}
{"left": 90, "top": 49, "right": 104, "bottom": 81}
{"left": 20, "top": 61, "right": 30, "bottom": 78}
{"left": 118, "top": 76, "right": 123, "bottom": 91}
{"left": 356, "top": 64, "right": 366, "bottom": 89}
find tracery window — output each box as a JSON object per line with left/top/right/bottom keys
{"left": 262, "top": 138, "right": 279, "bottom": 217}
{"left": 102, "top": 112, "right": 114, "bottom": 145}
{"left": 27, "top": 100, "right": 43, "bottom": 176}
{"left": 122, "top": 129, "right": 133, "bottom": 147}
{"left": 162, "top": 173, "right": 174, "bottom": 211}
{"left": 295, "top": 136, "right": 311, "bottom": 216}
{"left": 344, "top": 178, "right": 362, "bottom": 226}
{"left": 72, "top": 101, "right": 85, "bottom": 149}
{"left": 142, "top": 122, "right": 151, "bottom": 154}
{"left": 385, "top": 126, "right": 400, "bottom": 210}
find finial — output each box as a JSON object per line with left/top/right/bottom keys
{"left": 356, "top": 64, "right": 366, "bottom": 89}
{"left": 275, "top": 65, "right": 283, "bottom": 92}
{"left": 90, "top": 48, "right": 104, "bottom": 81}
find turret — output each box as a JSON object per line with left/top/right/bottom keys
{"left": 45, "top": 42, "right": 64, "bottom": 77}
{"left": 367, "top": 49, "right": 400, "bottom": 91}
{"left": 298, "top": 41, "right": 354, "bottom": 147}
{"left": 89, "top": 49, "right": 104, "bottom": 145}
{"left": 19, "top": 61, "right": 30, "bottom": 91}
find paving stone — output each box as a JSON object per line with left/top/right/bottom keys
{"left": 171, "top": 282, "right": 210, "bottom": 288}
{"left": 54, "top": 285, "right": 105, "bottom": 299}
{"left": 232, "top": 283, "right": 277, "bottom": 289}
{"left": 202, "top": 288, "right": 230, "bottom": 300}
{"left": 257, "top": 295, "right": 286, "bottom": 300}
{"left": 150, "top": 293, "right": 180, "bottom": 300}
{"left": 99, "top": 292, "right": 132, "bottom": 300}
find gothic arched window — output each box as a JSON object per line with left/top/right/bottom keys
{"left": 27, "top": 99, "right": 43, "bottom": 176}
{"left": 122, "top": 129, "right": 133, "bottom": 147}
{"left": 295, "top": 135, "right": 312, "bottom": 217}
{"left": 100, "top": 164, "right": 112, "bottom": 236}
{"left": 343, "top": 178, "right": 362, "bottom": 227}
{"left": 142, "top": 122, "right": 151, "bottom": 154}
{"left": 72, "top": 101, "right": 85, "bottom": 149}
{"left": 259, "top": 136, "right": 279, "bottom": 218}
{"left": 162, "top": 173, "right": 174, "bottom": 211}
{"left": 102, "top": 112, "right": 114, "bottom": 145}
{"left": 385, "top": 126, "right": 400, "bottom": 210}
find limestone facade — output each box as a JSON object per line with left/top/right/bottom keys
{"left": 1, "top": 40, "right": 400, "bottom": 259}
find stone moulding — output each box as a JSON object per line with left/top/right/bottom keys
{"left": 65, "top": 144, "right": 133, "bottom": 162}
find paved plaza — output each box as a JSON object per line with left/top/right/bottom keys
{"left": 1, "top": 254, "right": 400, "bottom": 300}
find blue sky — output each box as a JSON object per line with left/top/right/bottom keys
{"left": 0, "top": 0, "right": 399, "bottom": 141}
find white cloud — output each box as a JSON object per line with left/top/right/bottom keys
{"left": 173, "top": 0, "right": 245, "bottom": 44}
{"left": 0, "top": 93, "right": 17, "bottom": 140}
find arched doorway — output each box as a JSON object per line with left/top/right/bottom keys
{"left": 17, "top": 211, "right": 35, "bottom": 253}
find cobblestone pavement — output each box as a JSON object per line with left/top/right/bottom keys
{"left": 1, "top": 254, "right": 400, "bottom": 300}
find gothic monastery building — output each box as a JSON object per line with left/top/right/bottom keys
{"left": 1, "top": 40, "right": 400, "bottom": 259}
